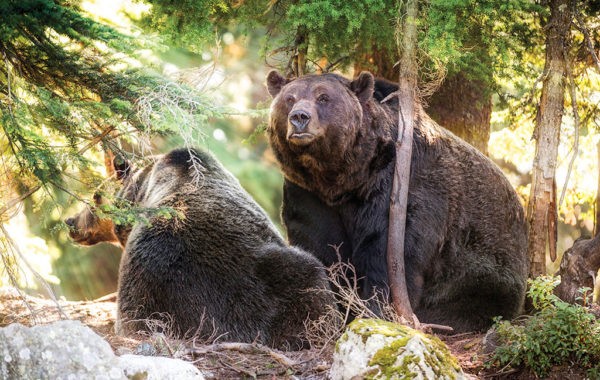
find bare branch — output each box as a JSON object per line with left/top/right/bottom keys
{"left": 573, "top": 10, "right": 600, "bottom": 73}
{"left": 78, "top": 125, "right": 116, "bottom": 155}
{"left": 0, "top": 185, "right": 42, "bottom": 220}
{"left": 324, "top": 56, "right": 350, "bottom": 73}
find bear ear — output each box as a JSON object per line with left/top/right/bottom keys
{"left": 113, "top": 156, "right": 131, "bottom": 181}
{"left": 92, "top": 192, "right": 102, "bottom": 205}
{"left": 266, "top": 70, "right": 288, "bottom": 97}
{"left": 350, "top": 72, "right": 375, "bottom": 103}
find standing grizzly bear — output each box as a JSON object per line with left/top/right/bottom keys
{"left": 66, "top": 148, "right": 333, "bottom": 348}
{"left": 266, "top": 71, "right": 528, "bottom": 332}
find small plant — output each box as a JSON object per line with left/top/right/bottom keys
{"left": 488, "top": 276, "right": 600, "bottom": 378}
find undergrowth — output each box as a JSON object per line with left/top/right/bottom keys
{"left": 488, "top": 275, "right": 600, "bottom": 378}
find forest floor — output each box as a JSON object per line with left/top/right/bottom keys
{"left": 0, "top": 288, "right": 590, "bottom": 379}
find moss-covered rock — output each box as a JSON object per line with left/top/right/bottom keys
{"left": 330, "top": 319, "right": 465, "bottom": 380}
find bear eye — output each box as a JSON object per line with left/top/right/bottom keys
{"left": 317, "top": 94, "right": 329, "bottom": 104}
{"left": 285, "top": 95, "right": 295, "bottom": 105}
{"left": 93, "top": 192, "right": 102, "bottom": 205}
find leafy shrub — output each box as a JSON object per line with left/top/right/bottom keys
{"left": 489, "top": 276, "right": 600, "bottom": 377}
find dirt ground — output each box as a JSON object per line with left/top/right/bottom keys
{"left": 0, "top": 288, "right": 590, "bottom": 379}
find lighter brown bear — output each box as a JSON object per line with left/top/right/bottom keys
{"left": 66, "top": 148, "right": 334, "bottom": 349}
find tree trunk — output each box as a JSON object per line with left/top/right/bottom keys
{"left": 386, "top": 0, "right": 417, "bottom": 321}
{"left": 353, "top": 48, "right": 398, "bottom": 80}
{"left": 426, "top": 73, "right": 491, "bottom": 155}
{"left": 595, "top": 141, "right": 600, "bottom": 236}
{"left": 527, "top": 0, "right": 571, "bottom": 278}
{"left": 293, "top": 26, "right": 308, "bottom": 77}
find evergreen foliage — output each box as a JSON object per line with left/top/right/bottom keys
{"left": 1, "top": 0, "right": 599, "bottom": 304}
{"left": 0, "top": 0, "right": 223, "bottom": 292}
{"left": 0, "top": 0, "right": 219, "bottom": 211}
{"left": 141, "top": 0, "right": 539, "bottom": 86}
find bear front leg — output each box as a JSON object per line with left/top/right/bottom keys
{"left": 281, "top": 180, "right": 352, "bottom": 265}
{"left": 338, "top": 193, "right": 393, "bottom": 317}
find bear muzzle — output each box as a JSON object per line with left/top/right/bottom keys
{"left": 287, "top": 109, "right": 318, "bottom": 145}
{"left": 65, "top": 214, "right": 119, "bottom": 246}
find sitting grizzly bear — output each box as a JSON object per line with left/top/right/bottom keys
{"left": 266, "top": 71, "right": 528, "bottom": 332}
{"left": 65, "top": 148, "right": 333, "bottom": 348}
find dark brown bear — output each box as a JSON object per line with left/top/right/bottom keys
{"left": 266, "top": 71, "right": 528, "bottom": 332}
{"left": 66, "top": 148, "right": 333, "bottom": 349}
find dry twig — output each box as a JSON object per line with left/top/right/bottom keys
{"left": 186, "top": 342, "right": 297, "bottom": 368}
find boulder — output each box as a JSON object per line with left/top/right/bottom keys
{"left": 330, "top": 319, "right": 465, "bottom": 380}
{"left": 119, "top": 354, "right": 203, "bottom": 380}
{"left": 0, "top": 320, "right": 203, "bottom": 380}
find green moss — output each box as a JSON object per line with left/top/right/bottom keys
{"left": 369, "top": 337, "right": 410, "bottom": 367}
{"left": 348, "top": 318, "right": 420, "bottom": 339}
{"left": 367, "top": 351, "right": 419, "bottom": 379}
{"left": 424, "top": 334, "right": 462, "bottom": 377}
{"left": 347, "top": 319, "right": 461, "bottom": 380}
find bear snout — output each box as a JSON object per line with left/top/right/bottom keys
{"left": 65, "top": 207, "right": 119, "bottom": 246}
{"left": 287, "top": 108, "right": 321, "bottom": 146}
{"left": 289, "top": 109, "right": 311, "bottom": 131}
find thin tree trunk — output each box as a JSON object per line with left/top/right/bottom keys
{"left": 293, "top": 26, "right": 308, "bottom": 77}
{"left": 527, "top": 0, "right": 571, "bottom": 278}
{"left": 386, "top": 0, "right": 418, "bottom": 320}
{"left": 595, "top": 141, "right": 600, "bottom": 237}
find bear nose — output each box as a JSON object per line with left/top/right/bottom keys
{"left": 65, "top": 217, "right": 76, "bottom": 227}
{"left": 289, "top": 110, "right": 311, "bottom": 131}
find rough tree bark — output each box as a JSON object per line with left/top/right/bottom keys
{"left": 292, "top": 26, "right": 308, "bottom": 77}
{"left": 555, "top": 235, "right": 600, "bottom": 304}
{"left": 386, "top": 0, "right": 418, "bottom": 321}
{"left": 527, "top": 0, "right": 571, "bottom": 278}
{"left": 426, "top": 74, "right": 491, "bottom": 155}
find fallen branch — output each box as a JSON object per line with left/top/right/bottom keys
{"left": 186, "top": 342, "right": 297, "bottom": 368}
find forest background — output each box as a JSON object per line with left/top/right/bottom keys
{"left": 1, "top": 0, "right": 599, "bottom": 301}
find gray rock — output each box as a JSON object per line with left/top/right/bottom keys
{"left": 119, "top": 354, "right": 203, "bottom": 380}
{"left": 0, "top": 320, "right": 203, "bottom": 380}
{"left": 330, "top": 319, "right": 465, "bottom": 380}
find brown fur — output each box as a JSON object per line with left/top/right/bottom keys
{"left": 267, "top": 72, "right": 395, "bottom": 205}
{"left": 66, "top": 148, "right": 334, "bottom": 349}
{"left": 65, "top": 194, "right": 118, "bottom": 246}
{"left": 266, "top": 71, "right": 528, "bottom": 332}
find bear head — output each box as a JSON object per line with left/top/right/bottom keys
{"left": 65, "top": 156, "right": 141, "bottom": 247}
{"left": 64, "top": 191, "right": 119, "bottom": 246}
{"left": 266, "top": 70, "right": 396, "bottom": 204}
{"left": 266, "top": 70, "right": 375, "bottom": 151}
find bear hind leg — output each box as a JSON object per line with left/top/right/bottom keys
{"left": 416, "top": 274, "right": 525, "bottom": 333}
